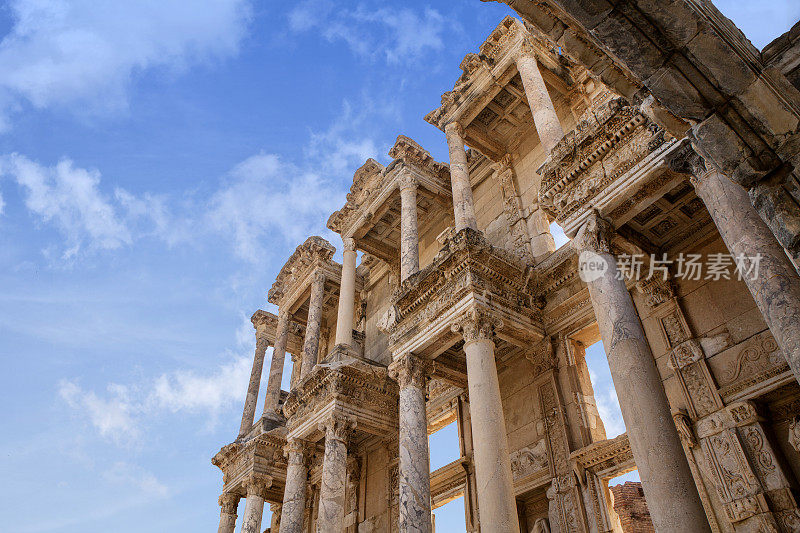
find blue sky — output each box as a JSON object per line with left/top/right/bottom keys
{"left": 0, "top": 1, "right": 796, "bottom": 532}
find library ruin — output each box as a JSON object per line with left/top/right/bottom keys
{"left": 213, "top": 2, "right": 800, "bottom": 531}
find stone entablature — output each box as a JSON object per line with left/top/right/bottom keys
{"left": 379, "top": 228, "right": 544, "bottom": 358}
{"left": 430, "top": 457, "right": 469, "bottom": 509}
{"left": 539, "top": 97, "right": 674, "bottom": 235}
{"left": 425, "top": 16, "right": 572, "bottom": 131}
{"left": 212, "top": 428, "right": 288, "bottom": 502}
{"left": 251, "top": 309, "right": 306, "bottom": 355}
{"left": 571, "top": 433, "right": 635, "bottom": 481}
{"left": 282, "top": 359, "right": 399, "bottom": 441}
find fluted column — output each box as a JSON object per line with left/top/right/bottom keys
{"left": 574, "top": 212, "right": 710, "bottom": 532}
{"left": 399, "top": 176, "right": 421, "bottom": 282}
{"left": 444, "top": 122, "right": 478, "bottom": 232}
{"left": 240, "top": 477, "right": 271, "bottom": 533}
{"left": 335, "top": 238, "right": 357, "bottom": 348}
{"left": 280, "top": 439, "right": 308, "bottom": 533}
{"left": 218, "top": 492, "right": 240, "bottom": 533}
{"left": 317, "top": 414, "right": 352, "bottom": 533}
{"left": 388, "top": 353, "right": 434, "bottom": 533}
{"left": 239, "top": 320, "right": 270, "bottom": 438}
{"left": 452, "top": 311, "right": 519, "bottom": 533}
{"left": 263, "top": 308, "right": 290, "bottom": 419}
{"left": 668, "top": 143, "right": 800, "bottom": 386}
{"left": 515, "top": 45, "right": 564, "bottom": 154}
{"left": 300, "top": 271, "right": 325, "bottom": 379}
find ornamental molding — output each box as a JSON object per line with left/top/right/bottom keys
{"left": 378, "top": 228, "right": 543, "bottom": 353}
{"left": 212, "top": 429, "right": 289, "bottom": 497}
{"left": 570, "top": 433, "right": 634, "bottom": 480}
{"left": 327, "top": 136, "right": 451, "bottom": 238}
{"left": 538, "top": 97, "right": 673, "bottom": 235}
{"left": 268, "top": 236, "right": 341, "bottom": 307}
{"left": 249, "top": 309, "right": 306, "bottom": 355}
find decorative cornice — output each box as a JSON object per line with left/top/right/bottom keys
{"left": 268, "top": 236, "right": 336, "bottom": 305}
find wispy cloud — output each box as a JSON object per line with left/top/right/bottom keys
{"left": 103, "top": 462, "right": 169, "bottom": 498}
{"left": 59, "top": 381, "right": 140, "bottom": 445}
{"left": 288, "top": 1, "right": 447, "bottom": 65}
{"left": 0, "top": 0, "right": 252, "bottom": 129}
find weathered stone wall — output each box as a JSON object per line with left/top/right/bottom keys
{"left": 610, "top": 481, "right": 655, "bottom": 533}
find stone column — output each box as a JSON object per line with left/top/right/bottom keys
{"left": 388, "top": 353, "right": 434, "bottom": 533}
{"left": 335, "top": 238, "right": 357, "bottom": 348}
{"left": 452, "top": 310, "right": 520, "bottom": 533}
{"left": 300, "top": 271, "right": 325, "bottom": 379}
{"left": 317, "top": 414, "right": 351, "bottom": 533}
{"left": 269, "top": 503, "right": 281, "bottom": 532}
{"left": 399, "top": 176, "right": 421, "bottom": 282}
{"left": 444, "top": 122, "right": 478, "bottom": 232}
{"left": 280, "top": 439, "right": 308, "bottom": 533}
{"left": 239, "top": 322, "right": 270, "bottom": 438}
{"left": 240, "top": 477, "right": 271, "bottom": 533}
{"left": 527, "top": 207, "right": 556, "bottom": 260}
{"left": 668, "top": 144, "right": 800, "bottom": 386}
{"left": 263, "top": 308, "right": 290, "bottom": 419}
{"left": 218, "top": 492, "right": 240, "bottom": 533}
{"left": 515, "top": 46, "right": 564, "bottom": 154}
{"left": 574, "top": 212, "right": 710, "bottom": 532}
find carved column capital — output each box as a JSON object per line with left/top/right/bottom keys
{"left": 451, "top": 309, "right": 503, "bottom": 344}
{"left": 513, "top": 36, "right": 538, "bottom": 61}
{"left": 388, "top": 353, "right": 434, "bottom": 390}
{"left": 444, "top": 121, "right": 465, "bottom": 139}
{"left": 665, "top": 139, "right": 708, "bottom": 180}
{"left": 342, "top": 237, "right": 356, "bottom": 252}
{"left": 312, "top": 270, "right": 326, "bottom": 286}
{"left": 397, "top": 174, "right": 418, "bottom": 192}
{"left": 573, "top": 210, "right": 613, "bottom": 254}
{"left": 218, "top": 492, "right": 240, "bottom": 514}
{"left": 318, "top": 413, "right": 355, "bottom": 443}
{"left": 245, "top": 475, "right": 272, "bottom": 499}
{"left": 284, "top": 438, "right": 310, "bottom": 465}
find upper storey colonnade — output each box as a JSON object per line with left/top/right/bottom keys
{"left": 214, "top": 10, "right": 800, "bottom": 533}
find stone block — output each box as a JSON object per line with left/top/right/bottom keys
{"left": 645, "top": 66, "right": 709, "bottom": 122}
{"left": 590, "top": 10, "right": 665, "bottom": 81}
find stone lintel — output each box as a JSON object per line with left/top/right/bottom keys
{"left": 212, "top": 429, "right": 289, "bottom": 499}
{"left": 570, "top": 432, "right": 635, "bottom": 481}
{"left": 430, "top": 456, "right": 469, "bottom": 509}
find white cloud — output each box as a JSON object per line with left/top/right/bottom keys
{"left": 288, "top": 1, "right": 446, "bottom": 65}
{"left": 596, "top": 386, "right": 626, "bottom": 438}
{"left": 103, "top": 462, "right": 169, "bottom": 498}
{"left": 150, "top": 353, "right": 253, "bottom": 417}
{"left": 59, "top": 380, "right": 140, "bottom": 444}
{"left": 1, "top": 154, "right": 131, "bottom": 258}
{"left": 0, "top": 0, "right": 252, "bottom": 128}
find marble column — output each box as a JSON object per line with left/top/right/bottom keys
{"left": 574, "top": 212, "right": 710, "bottom": 532}
{"left": 527, "top": 207, "right": 556, "bottom": 260}
{"left": 453, "top": 311, "right": 520, "bottom": 533}
{"left": 239, "top": 322, "right": 270, "bottom": 438}
{"left": 515, "top": 48, "right": 564, "bottom": 154}
{"left": 669, "top": 144, "right": 800, "bottom": 386}
{"left": 269, "top": 503, "right": 282, "bottom": 532}
{"left": 444, "top": 122, "right": 478, "bottom": 232}
{"left": 300, "top": 271, "right": 325, "bottom": 380}
{"left": 399, "top": 176, "right": 421, "bottom": 282}
{"left": 317, "top": 414, "right": 351, "bottom": 533}
{"left": 335, "top": 238, "right": 357, "bottom": 348}
{"left": 240, "top": 477, "right": 270, "bottom": 533}
{"left": 218, "top": 492, "right": 240, "bottom": 533}
{"left": 388, "top": 353, "right": 434, "bottom": 533}
{"left": 263, "top": 308, "right": 289, "bottom": 419}
{"left": 280, "top": 439, "right": 308, "bottom": 533}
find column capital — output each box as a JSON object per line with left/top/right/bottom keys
{"left": 284, "top": 438, "right": 310, "bottom": 462}
{"left": 244, "top": 475, "right": 272, "bottom": 499}
{"left": 342, "top": 237, "right": 356, "bottom": 252}
{"left": 573, "top": 210, "right": 613, "bottom": 254}
{"left": 451, "top": 308, "right": 503, "bottom": 344}
{"left": 218, "top": 492, "right": 240, "bottom": 514}
{"left": 665, "top": 139, "right": 709, "bottom": 181}
{"left": 513, "top": 36, "right": 538, "bottom": 61}
{"left": 389, "top": 353, "right": 435, "bottom": 389}
{"left": 312, "top": 270, "right": 326, "bottom": 286}
{"left": 398, "top": 174, "right": 419, "bottom": 192}
{"left": 444, "top": 121, "right": 464, "bottom": 138}
{"left": 318, "top": 413, "right": 356, "bottom": 443}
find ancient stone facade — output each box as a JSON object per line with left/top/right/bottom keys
{"left": 213, "top": 9, "right": 800, "bottom": 533}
